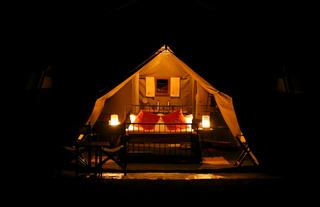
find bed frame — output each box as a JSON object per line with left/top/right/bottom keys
{"left": 128, "top": 104, "right": 192, "bottom": 114}
{"left": 124, "top": 105, "right": 201, "bottom": 163}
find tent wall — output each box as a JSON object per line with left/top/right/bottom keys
{"left": 169, "top": 52, "right": 243, "bottom": 138}
{"left": 135, "top": 51, "right": 193, "bottom": 113}
{"left": 138, "top": 77, "right": 192, "bottom": 112}
{"left": 195, "top": 81, "right": 211, "bottom": 119}
{"left": 213, "top": 92, "right": 242, "bottom": 138}
{"left": 138, "top": 50, "right": 189, "bottom": 78}
{"left": 98, "top": 79, "right": 133, "bottom": 123}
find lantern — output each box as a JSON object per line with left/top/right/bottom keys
{"left": 109, "top": 114, "right": 120, "bottom": 126}
{"left": 202, "top": 115, "right": 210, "bottom": 129}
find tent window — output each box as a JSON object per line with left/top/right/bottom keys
{"left": 170, "top": 77, "right": 180, "bottom": 97}
{"left": 146, "top": 77, "right": 155, "bottom": 97}
{"left": 156, "top": 78, "right": 169, "bottom": 96}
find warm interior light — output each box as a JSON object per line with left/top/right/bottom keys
{"left": 77, "top": 134, "right": 84, "bottom": 141}
{"left": 185, "top": 114, "right": 193, "bottom": 130}
{"left": 202, "top": 115, "right": 210, "bottom": 128}
{"left": 109, "top": 114, "right": 120, "bottom": 126}
{"left": 130, "top": 114, "right": 136, "bottom": 123}
{"left": 185, "top": 114, "right": 193, "bottom": 124}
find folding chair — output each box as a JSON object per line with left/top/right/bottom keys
{"left": 96, "top": 143, "right": 127, "bottom": 176}
{"left": 234, "top": 135, "right": 259, "bottom": 167}
{"left": 93, "top": 122, "right": 127, "bottom": 177}
{"left": 62, "top": 145, "right": 91, "bottom": 177}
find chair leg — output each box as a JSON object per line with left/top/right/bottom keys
{"left": 234, "top": 150, "right": 246, "bottom": 166}
{"left": 97, "top": 152, "right": 127, "bottom": 176}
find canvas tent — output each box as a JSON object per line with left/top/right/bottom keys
{"left": 84, "top": 45, "right": 258, "bottom": 165}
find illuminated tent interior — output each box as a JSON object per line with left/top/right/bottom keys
{"left": 80, "top": 45, "right": 258, "bottom": 167}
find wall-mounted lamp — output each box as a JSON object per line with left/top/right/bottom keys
{"left": 109, "top": 114, "right": 120, "bottom": 126}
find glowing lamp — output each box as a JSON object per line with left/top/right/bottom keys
{"left": 202, "top": 115, "right": 210, "bottom": 129}
{"left": 77, "top": 134, "right": 84, "bottom": 141}
{"left": 109, "top": 114, "right": 120, "bottom": 126}
{"left": 130, "top": 114, "right": 136, "bottom": 123}
{"left": 184, "top": 114, "right": 193, "bottom": 130}
{"left": 185, "top": 114, "right": 193, "bottom": 124}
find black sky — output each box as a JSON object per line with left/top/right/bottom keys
{"left": 16, "top": 1, "right": 314, "bottom": 147}
{"left": 17, "top": 1, "right": 313, "bottom": 96}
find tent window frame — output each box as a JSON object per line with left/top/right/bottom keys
{"left": 156, "top": 78, "right": 170, "bottom": 96}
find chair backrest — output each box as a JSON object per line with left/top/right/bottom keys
{"left": 93, "top": 121, "right": 125, "bottom": 146}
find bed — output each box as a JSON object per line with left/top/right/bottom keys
{"left": 124, "top": 107, "right": 201, "bottom": 163}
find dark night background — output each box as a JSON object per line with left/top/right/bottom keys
{"left": 8, "top": 0, "right": 316, "bottom": 201}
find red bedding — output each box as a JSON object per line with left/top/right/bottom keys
{"left": 162, "top": 110, "right": 187, "bottom": 130}
{"left": 133, "top": 110, "right": 187, "bottom": 131}
{"left": 134, "top": 111, "right": 160, "bottom": 130}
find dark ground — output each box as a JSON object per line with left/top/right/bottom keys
{"left": 8, "top": 1, "right": 316, "bottom": 203}
{"left": 8, "top": 172, "right": 314, "bottom": 205}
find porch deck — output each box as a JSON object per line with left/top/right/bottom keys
{"left": 58, "top": 141, "right": 255, "bottom": 178}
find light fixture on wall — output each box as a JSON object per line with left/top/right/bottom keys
{"left": 109, "top": 114, "right": 120, "bottom": 126}
{"left": 202, "top": 115, "right": 210, "bottom": 129}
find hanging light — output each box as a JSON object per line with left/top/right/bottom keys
{"left": 202, "top": 115, "right": 210, "bottom": 129}
{"left": 109, "top": 114, "right": 120, "bottom": 126}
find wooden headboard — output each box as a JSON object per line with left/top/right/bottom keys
{"left": 127, "top": 104, "right": 192, "bottom": 115}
